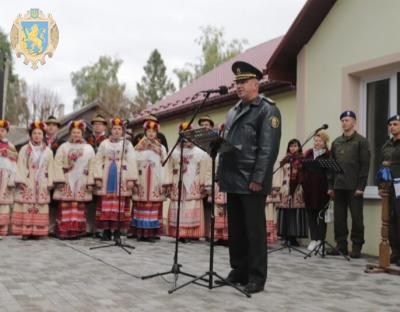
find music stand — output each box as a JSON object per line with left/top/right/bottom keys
{"left": 166, "top": 127, "right": 250, "bottom": 297}
{"left": 302, "top": 159, "right": 350, "bottom": 261}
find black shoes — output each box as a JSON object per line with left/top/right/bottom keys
{"left": 327, "top": 244, "right": 348, "bottom": 256}
{"left": 101, "top": 229, "right": 111, "bottom": 241}
{"left": 137, "top": 237, "right": 156, "bottom": 243}
{"left": 215, "top": 271, "right": 248, "bottom": 286}
{"left": 244, "top": 281, "right": 265, "bottom": 294}
{"left": 349, "top": 244, "right": 362, "bottom": 259}
{"left": 113, "top": 230, "right": 121, "bottom": 242}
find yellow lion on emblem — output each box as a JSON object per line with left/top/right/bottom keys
{"left": 20, "top": 24, "right": 46, "bottom": 55}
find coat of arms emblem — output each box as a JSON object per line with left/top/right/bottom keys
{"left": 10, "top": 9, "right": 59, "bottom": 70}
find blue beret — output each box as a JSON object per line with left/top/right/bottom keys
{"left": 340, "top": 110, "right": 356, "bottom": 120}
{"left": 388, "top": 114, "right": 400, "bottom": 124}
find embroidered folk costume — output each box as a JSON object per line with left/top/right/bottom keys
{"left": 131, "top": 119, "right": 167, "bottom": 241}
{"left": 210, "top": 183, "right": 229, "bottom": 242}
{"left": 53, "top": 120, "right": 95, "bottom": 238}
{"left": 0, "top": 120, "right": 17, "bottom": 238}
{"left": 94, "top": 118, "right": 138, "bottom": 240}
{"left": 12, "top": 121, "right": 54, "bottom": 238}
{"left": 275, "top": 139, "right": 308, "bottom": 244}
{"left": 166, "top": 122, "right": 211, "bottom": 241}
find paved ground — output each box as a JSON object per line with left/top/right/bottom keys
{"left": 0, "top": 236, "right": 399, "bottom": 312}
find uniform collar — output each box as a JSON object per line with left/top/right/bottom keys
{"left": 234, "top": 95, "right": 262, "bottom": 111}
{"left": 341, "top": 131, "right": 357, "bottom": 141}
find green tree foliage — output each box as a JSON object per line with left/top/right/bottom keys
{"left": 174, "top": 26, "right": 247, "bottom": 89}
{"left": 0, "top": 29, "right": 30, "bottom": 126}
{"left": 134, "top": 49, "right": 175, "bottom": 107}
{"left": 71, "top": 56, "right": 128, "bottom": 114}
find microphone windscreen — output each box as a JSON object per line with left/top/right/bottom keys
{"left": 322, "top": 124, "right": 329, "bottom": 129}
{"left": 219, "top": 85, "right": 228, "bottom": 95}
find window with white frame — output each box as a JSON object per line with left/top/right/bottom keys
{"left": 360, "top": 71, "right": 400, "bottom": 196}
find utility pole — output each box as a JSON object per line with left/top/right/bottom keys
{"left": 0, "top": 54, "right": 10, "bottom": 119}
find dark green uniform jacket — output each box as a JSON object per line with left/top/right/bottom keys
{"left": 381, "top": 137, "right": 400, "bottom": 179}
{"left": 328, "top": 131, "right": 370, "bottom": 191}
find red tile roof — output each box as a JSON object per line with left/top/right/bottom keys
{"left": 131, "top": 36, "right": 288, "bottom": 127}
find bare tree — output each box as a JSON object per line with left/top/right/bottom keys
{"left": 28, "top": 84, "right": 63, "bottom": 121}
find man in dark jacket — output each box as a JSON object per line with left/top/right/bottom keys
{"left": 86, "top": 114, "right": 108, "bottom": 153}
{"left": 379, "top": 114, "right": 400, "bottom": 266}
{"left": 45, "top": 115, "right": 64, "bottom": 154}
{"left": 327, "top": 111, "right": 370, "bottom": 258}
{"left": 218, "top": 61, "right": 281, "bottom": 294}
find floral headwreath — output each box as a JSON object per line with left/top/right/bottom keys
{"left": 178, "top": 121, "right": 192, "bottom": 132}
{"left": 29, "top": 120, "right": 47, "bottom": 131}
{"left": 143, "top": 120, "right": 160, "bottom": 132}
{"left": 111, "top": 117, "right": 127, "bottom": 127}
{"left": 0, "top": 119, "right": 10, "bottom": 130}
{"left": 68, "top": 120, "right": 87, "bottom": 131}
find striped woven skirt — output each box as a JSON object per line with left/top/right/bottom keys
{"left": 96, "top": 195, "right": 131, "bottom": 230}
{"left": 0, "top": 204, "right": 10, "bottom": 236}
{"left": 167, "top": 199, "right": 204, "bottom": 239}
{"left": 214, "top": 204, "right": 228, "bottom": 241}
{"left": 56, "top": 201, "right": 87, "bottom": 238}
{"left": 131, "top": 201, "right": 163, "bottom": 238}
{"left": 12, "top": 203, "right": 49, "bottom": 237}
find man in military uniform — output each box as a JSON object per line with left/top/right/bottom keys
{"left": 198, "top": 115, "right": 215, "bottom": 243}
{"left": 379, "top": 114, "right": 400, "bottom": 266}
{"left": 218, "top": 61, "right": 281, "bottom": 294}
{"left": 327, "top": 111, "right": 370, "bottom": 258}
{"left": 86, "top": 114, "right": 108, "bottom": 153}
{"left": 45, "top": 115, "right": 64, "bottom": 154}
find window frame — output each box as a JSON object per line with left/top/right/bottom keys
{"left": 360, "top": 71, "right": 398, "bottom": 198}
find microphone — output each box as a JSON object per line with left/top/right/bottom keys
{"left": 314, "top": 124, "right": 328, "bottom": 133}
{"left": 200, "top": 85, "right": 228, "bottom": 95}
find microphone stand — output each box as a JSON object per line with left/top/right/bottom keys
{"left": 141, "top": 91, "right": 212, "bottom": 290}
{"left": 90, "top": 124, "right": 136, "bottom": 254}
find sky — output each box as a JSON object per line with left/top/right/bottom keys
{"left": 0, "top": 0, "right": 306, "bottom": 113}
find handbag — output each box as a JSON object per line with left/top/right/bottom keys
{"left": 324, "top": 200, "right": 334, "bottom": 223}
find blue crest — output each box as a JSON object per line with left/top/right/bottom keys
{"left": 21, "top": 21, "right": 49, "bottom": 55}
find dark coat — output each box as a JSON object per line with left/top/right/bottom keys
{"left": 46, "top": 135, "right": 65, "bottom": 155}
{"left": 302, "top": 148, "right": 330, "bottom": 210}
{"left": 86, "top": 134, "right": 107, "bottom": 153}
{"left": 219, "top": 95, "right": 281, "bottom": 195}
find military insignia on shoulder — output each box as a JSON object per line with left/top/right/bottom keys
{"left": 270, "top": 116, "right": 280, "bottom": 128}
{"left": 10, "top": 8, "right": 59, "bottom": 70}
{"left": 266, "top": 97, "right": 276, "bottom": 105}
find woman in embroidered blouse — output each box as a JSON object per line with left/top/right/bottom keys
{"left": 165, "top": 122, "right": 211, "bottom": 243}
{"left": 12, "top": 121, "right": 54, "bottom": 239}
{"left": 53, "top": 120, "right": 95, "bottom": 239}
{"left": 131, "top": 119, "right": 167, "bottom": 242}
{"left": 0, "top": 120, "right": 17, "bottom": 239}
{"left": 94, "top": 118, "right": 138, "bottom": 241}
{"left": 274, "top": 139, "right": 308, "bottom": 246}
